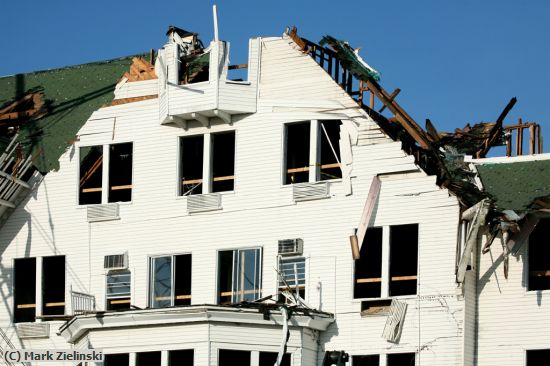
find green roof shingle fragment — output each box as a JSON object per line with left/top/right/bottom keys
{"left": 0, "top": 55, "right": 145, "bottom": 173}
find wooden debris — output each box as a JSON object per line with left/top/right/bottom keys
{"left": 111, "top": 94, "right": 158, "bottom": 106}
{"left": 122, "top": 57, "right": 157, "bottom": 82}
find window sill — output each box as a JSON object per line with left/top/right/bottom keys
{"left": 176, "top": 190, "right": 235, "bottom": 200}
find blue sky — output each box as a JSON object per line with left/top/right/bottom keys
{"left": 2, "top": 0, "right": 549, "bottom": 153}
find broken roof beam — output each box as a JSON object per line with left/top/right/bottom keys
{"left": 476, "top": 97, "right": 517, "bottom": 158}
{"left": 364, "top": 80, "right": 431, "bottom": 149}
{"left": 350, "top": 176, "right": 382, "bottom": 259}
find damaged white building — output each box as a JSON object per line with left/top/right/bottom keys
{"left": 0, "top": 19, "right": 548, "bottom": 366}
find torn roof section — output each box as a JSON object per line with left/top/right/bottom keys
{"left": 0, "top": 54, "right": 145, "bottom": 173}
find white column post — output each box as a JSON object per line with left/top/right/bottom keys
{"left": 101, "top": 144, "right": 110, "bottom": 203}
{"left": 309, "top": 120, "right": 320, "bottom": 182}
{"left": 161, "top": 350, "right": 169, "bottom": 366}
{"left": 381, "top": 226, "right": 391, "bottom": 298}
{"left": 35, "top": 258, "right": 43, "bottom": 320}
{"left": 203, "top": 134, "right": 212, "bottom": 194}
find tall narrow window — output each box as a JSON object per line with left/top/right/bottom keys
{"left": 387, "top": 353, "right": 415, "bottom": 366}
{"left": 136, "top": 351, "right": 161, "bottom": 366}
{"left": 79, "top": 145, "right": 103, "bottom": 205}
{"left": 278, "top": 257, "right": 306, "bottom": 300}
{"left": 389, "top": 224, "right": 418, "bottom": 296}
{"left": 104, "top": 354, "right": 130, "bottom": 366}
{"left": 352, "top": 355, "right": 379, "bottom": 366}
{"left": 319, "top": 120, "right": 342, "bottom": 181}
{"left": 169, "top": 349, "right": 194, "bottom": 366}
{"left": 219, "top": 350, "right": 250, "bottom": 366}
{"left": 218, "top": 248, "right": 262, "bottom": 304}
{"left": 106, "top": 270, "right": 131, "bottom": 310}
{"left": 150, "top": 254, "right": 192, "bottom": 307}
{"left": 528, "top": 218, "right": 550, "bottom": 291}
{"left": 14, "top": 258, "right": 36, "bottom": 323}
{"left": 285, "top": 122, "right": 310, "bottom": 184}
{"left": 42, "top": 256, "right": 65, "bottom": 316}
{"left": 212, "top": 131, "right": 235, "bottom": 192}
{"left": 180, "top": 135, "right": 204, "bottom": 195}
{"left": 354, "top": 227, "right": 383, "bottom": 298}
{"left": 109, "top": 143, "right": 133, "bottom": 203}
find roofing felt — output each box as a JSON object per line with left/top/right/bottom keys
{"left": 475, "top": 159, "right": 550, "bottom": 212}
{"left": 0, "top": 55, "right": 144, "bottom": 173}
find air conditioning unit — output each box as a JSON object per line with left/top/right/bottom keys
{"left": 16, "top": 323, "right": 50, "bottom": 339}
{"left": 87, "top": 203, "right": 120, "bottom": 222}
{"left": 278, "top": 239, "right": 304, "bottom": 256}
{"left": 104, "top": 253, "right": 128, "bottom": 270}
{"left": 293, "top": 182, "right": 329, "bottom": 202}
{"left": 187, "top": 193, "right": 221, "bottom": 213}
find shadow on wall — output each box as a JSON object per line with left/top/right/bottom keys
{"left": 317, "top": 321, "right": 340, "bottom": 365}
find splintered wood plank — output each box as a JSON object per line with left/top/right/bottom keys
{"left": 356, "top": 176, "right": 382, "bottom": 252}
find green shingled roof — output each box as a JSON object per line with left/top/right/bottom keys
{"left": 476, "top": 159, "right": 550, "bottom": 212}
{"left": 0, "top": 55, "right": 145, "bottom": 173}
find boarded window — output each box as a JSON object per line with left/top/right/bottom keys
{"left": 389, "top": 224, "right": 418, "bottom": 296}
{"left": 219, "top": 350, "right": 250, "bottom": 366}
{"left": 528, "top": 218, "right": 550, "bottom": 291}
{"left": 108, "top": 143, "right": 133, "bottom": 203}
{"left": 285, "top": 122, "right": 310, "bottom": 184}
{"left": 212, "top": 131, "right": 235, "bottom": 192}
{"left": 259, "top": 352, "right": 291, "bottom": 366}
{"left": 106, "top": 270, "right": 131, "bottom": 310}
{"left": 104, "top": 354, "right": 129, "bottom": 366}
{"left": 42, "top": 256, "right": 65, "bottom": 316}
{"left": 180, "top": 135, "right": 204, "bottom": 195}
{"left": 218, "top": 248, "right": 262, "bottom": 304}
{"left": 352, "top": 355, "right": 379, "bottom": 366}
{"left": 14, "top": 258, "right": 36, "bottom": 323}
{"left": 79, "top": 145, "right": 103, "bottom": 205}
{"left": 136, "top": 351, "right": 161, "bottom": 366}
{"left": 169, "top": 349, "right": 194, "bottom": 366}
{"left": 150, "top": 254, "right": 192, "bottom": 307}
{"left": 278, "top": 256, "right": 306, "bottom": 300}
{"left": 527, "top": 349, "right": 550, "bottom": 366}
{"left": 354, "top": 227, "right": 383, "bottom": 298}
{"left": 319, "top": 120, "right": 342, "bottom": 181}
{"left": 387, "top": 353, "right": 415, "bottom": 366}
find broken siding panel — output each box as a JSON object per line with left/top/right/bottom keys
{"left": 114, "top": 79, "right": 158, "bottom": 100}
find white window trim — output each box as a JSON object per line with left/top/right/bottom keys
{"left": 216, "top": 247, "right": 263, "bottom": 304}
{"left": 148, "top": 253, "right": 192, "bottom": 307}
{"left": 105, "top": 270, "right": 132, "bottom": 310}
{"left": 283, "top": 119, "right": 342, "bottom": 185}
{"left": 353, "top": 224, "right": 419, "bottom": 301}
{"left": 278, "top": 255, "right": 306, "bottom": 299}
{"left": 77, "top": 141, "right": 134, "bottom": 206}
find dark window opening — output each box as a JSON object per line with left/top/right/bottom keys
{"left": 108, "top": 143, "right": 133, "bottom": 203}
{"left": 528, "top": 218, "right": 550, "bottom": 291}
{"left": 319, "top": 120, "right": 342, "bottom": 181}
{"left": 180, "top": 52, "right": 210, "bottom": 84}
{"left": 212, "top": 131, "right": 235, "bottom": 192}
{"left": 169, "top": 349, "right": 194, "bottom": 366}
{"left": 354, "top": 227, "right": 383, "bottom": 298}
{"left": 218, "top": 350, "right": 250, "bottom": 366}
{"left": 352, "top": 355, "right": 379, "bottom": 366}
{"left": 106, "top": 270, "right": 131, "bottom": 311}
{"left": 42, "top": 256, "right": 65, "bottom": 316}
{"left": 180, "top": 135, "right": 204, "bottom": 196}
{"left": 218, "top": 249, "right": 262, "bottom": 304}
{"left": 360, "top": 299, "right": 392, "bottom": 316}
{"left": 79, "top": 145, "right": 103, "bottom": 205}
{"left": 151, "top": 254, "right": 192, "bottom": 307}
{"left": 285, "top": 122, "right": 310, "bottom": 184}
{"left": 387, "top": 352, "right": 415, "bottom": 366}
{"left": 259, "top": 352, "right": 290, "bottom": 366}
{"left": 389, "top": 224, "right": 418, "bottom": 296}
{"left": 104, "top": 354, "right": 129, "bottom": 366}
{"left": 527, "top": 349, "right": 550, "bottom": 366}
{"left": 136, "top": 351, "right": 161, "bottom": 366}
{"left": 14, "top": 257, "right": 36, "bottom": 323}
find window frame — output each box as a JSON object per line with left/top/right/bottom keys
{"left": 282, "top": 119, "right": 343, "bottom": 185}
{"left": 148, "top": 253, "right": 192, "bottom": 308}
{"left": 217, "top": 247, "right": 263, "bottom": 304}
{"left": 526, "top": 217, "right": 550, "bottom": 292}
{"left": 178, "top": 130, "right": 236, "bottom": 196}
{"left": 278, "top": 255, "right": 306, "bottom": 301}
{"left": 77, "top": 141, "right": 134, "bottom": 206}
{"left": 353, "top": 224, "right": 419, "bottom": 301}
{"left": 105, "top": 270, "right": 132, "bottom": 311}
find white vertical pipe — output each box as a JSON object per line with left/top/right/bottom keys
{"left": 213, "top": 5, "right": 219, "bottom": 42}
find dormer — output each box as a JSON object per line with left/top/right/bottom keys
{"left": 156, "top": 26, "right": 259, "bottom": 128}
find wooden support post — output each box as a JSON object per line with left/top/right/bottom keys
{"left": 530, "top": 124, "right": 535, "bottom": 155}
{"left": 370, "top": 91, "right": 374, "bottom": 109}
{"left": 505, "top": 131, "right": 512, "bottom": 157}
{"left": 355, "top": 176, "right": 382, "bottom": 254}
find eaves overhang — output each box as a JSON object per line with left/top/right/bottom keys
{"left": 58, "top": 305, "right": 334, "bottom": 344}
